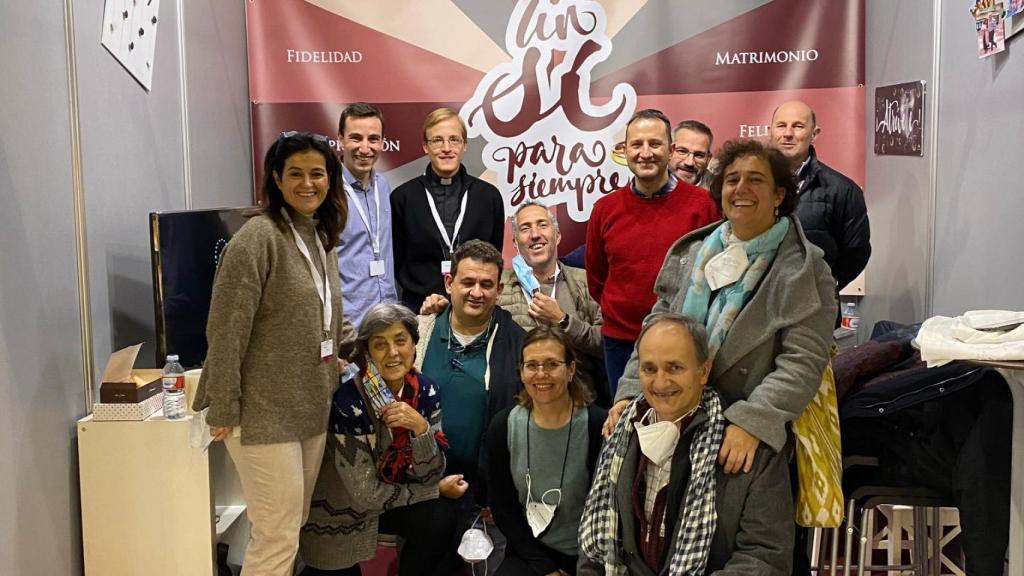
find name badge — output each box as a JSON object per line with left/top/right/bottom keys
{"left": 441, "top": 260, "right": 452, "bottom": 275}
{"left": 320, "top": 339, "right": 334, "bottom": 361}
{"left": 369, "top": 259, "right": 385, "bottom": 277}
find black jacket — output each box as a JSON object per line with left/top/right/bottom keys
{"left": 794, "top": 146, "right": 871, "bottom": 290}
{"left": 391, "top": 164, "right": 505, "bottom": 311}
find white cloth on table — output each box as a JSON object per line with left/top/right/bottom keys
{"left": 917, "top": 311, "right": 1024, "bottom": 367}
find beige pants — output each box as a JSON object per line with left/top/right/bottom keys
{"left": 225, "top": 432, "right": 327, "bottom": 576}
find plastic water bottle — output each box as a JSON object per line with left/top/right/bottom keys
{"left": 841, "top": 301, "right": 861, "bottom": 330}
{"left": 162, "top": 354, "right": 186, "bottom": 419}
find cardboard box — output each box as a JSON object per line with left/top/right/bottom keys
{"left": 97, "top": 343, "right": 164, "bottom": 405}
{"left": 92, "top": 392, "right": 164, "bottom": 421}
{"left": 100, "top": 370, "right": 163, "bottom": 403}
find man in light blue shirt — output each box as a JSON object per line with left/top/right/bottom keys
{"left": 336, "top": 102, "right": 397, "bottom": 326}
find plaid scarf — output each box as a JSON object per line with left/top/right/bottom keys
{"left": 579, "top": 387, "right": 724, "bottom": 575}
{"left": 681, "top": 218, "right": 789, "bottom": 361}
{"left": 330, "top": 369, "right": 447, "bottom": 483}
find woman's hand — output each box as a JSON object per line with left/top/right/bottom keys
{"left": 381, "top": 401, "right": 429, "bottom": 436}
{"left": 718, "top": 424, "right": 760, "bottom": 474}
{"left": 419, "top": 293, "right": 449, "bottom": 315}
{"left": 602, "top": 399, "right": 631, "bottom": 437}
{"left": 438, "top": 474, "right": 469, "bottom": 499}
{"left": 209, "top": 426, "right": 234, "bottom": 442}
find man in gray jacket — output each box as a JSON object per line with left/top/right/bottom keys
{"left": 579, "top": 313, "right": 792, "bottom": 575}
{"left": 422, "top": 201, "right": 609, "bottom": 406}
{"left": 501, "top": 200, "right": 608, "bottom": 406}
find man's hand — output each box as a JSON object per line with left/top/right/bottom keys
{"left": 718, "top": 424, "right": 760, "bottom": 474}
{"left": 602, "top": 399, "right": 631, "bottom": 437}
{"left": 528, "top": 292, "right": 565, "bottom": 325}
{"left": 420, "top": 293, "right": 449, "bottom": 315}
{"left": 438, "top": 474, "right": 469, "bottom": 499}
{"left": 381, "top": 401, "right": 429, "bottom": 436}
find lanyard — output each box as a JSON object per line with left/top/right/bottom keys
{"left": 519, "top": 266, "right": 559, "bottom": 303}
{"left": 281, "top": 209, "right": 332, "bottom": 334}
{"left": 344, "top": 177, "right": 381, "bottom": 258}
{"left": 526, "top": 404, "right": 574, "bottom": 490}
{"left": 424, "top": 187, "right": 469, "bottom": 256}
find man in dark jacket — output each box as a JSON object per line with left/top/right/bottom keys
{"left": 391, "top": 108, "right": 506, "bottom": 312}
{"left": 770, "top": 100, "right": 871, "bottom": 292}
{"left": 415, "top": 239, "right": 524, "bottom": 570}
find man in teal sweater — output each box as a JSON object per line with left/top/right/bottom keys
{"left": 415, "top": 239, "right": 525, "bottom": 571}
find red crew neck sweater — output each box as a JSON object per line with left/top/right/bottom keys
{"left": 585, "top": 180, "right": 719, "bottom": 340}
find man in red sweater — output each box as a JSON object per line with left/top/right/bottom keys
{"left": 585, "top": 109, "right": 719, "bottom": 395}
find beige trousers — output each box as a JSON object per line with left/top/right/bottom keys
{"left": 225, "top": 432, "right": 327, "bottom": 576}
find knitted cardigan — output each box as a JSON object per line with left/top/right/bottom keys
{"left": 299, "top": 373, "right": 446, "bottom": 570}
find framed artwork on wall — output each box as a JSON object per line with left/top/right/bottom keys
{"left": 873, "top": 81, "right": 925, "bottom": 156}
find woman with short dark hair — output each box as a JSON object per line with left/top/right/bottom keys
{"left": 299, "top": 303, "right": 455, "bottom": 575}
{"left": 593, "top": 138, "right": 837, "bottom": 575}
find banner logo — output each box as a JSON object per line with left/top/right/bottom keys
{"left": 462, "top": 0, "right": 636, "bottom": 222}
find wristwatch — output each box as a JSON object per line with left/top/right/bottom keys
{"left": 558, "top": 314, "right": 570, "bottom": 329}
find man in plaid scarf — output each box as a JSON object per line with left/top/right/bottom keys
{"left": 578, "top": 313, "right": 793, "bottom": 575}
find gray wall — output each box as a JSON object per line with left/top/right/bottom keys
{"left": 862, "top": 1, "right": 1024, "bottom": 328}
{"left": 0, "top": 2, "right": 86, "bottom": 574}
{"left": 75, "top": 0, "right": 252, "bottom": 379}
{"left": 0, "top": 1, "right": 250, "bottom": 574}
{"left": 860, "top": 1, "right": 936, "bottom": 333}
{"left": 932, "top": 6, "right": 1024, "bottom": 316}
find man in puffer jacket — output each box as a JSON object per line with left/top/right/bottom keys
{"left": 770, "top": 100, "right": 871, "bottom": 294}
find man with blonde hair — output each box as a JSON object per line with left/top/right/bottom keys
{"left": 391, "top": 108, "right": 506, "bottom": 311}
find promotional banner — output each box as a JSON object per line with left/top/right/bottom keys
{"left": 246, "top": 0, "right": 865, "bottom": 255}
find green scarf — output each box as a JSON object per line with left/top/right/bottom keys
{"left": 682, "top": 218, "right": 790, "bottom": 361}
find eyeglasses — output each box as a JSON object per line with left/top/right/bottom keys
{"left": 522, "top": 360, "right": 568, "bottom": 375}
{"left": 425, "top": 136, "right": 466, "bottom": 149}
{"left": 672, "top": 147, "right": 709, "bottom": 162}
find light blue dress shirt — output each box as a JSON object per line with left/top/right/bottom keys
{"left": 336, "top": 165, "right": 397, "bottom": 326}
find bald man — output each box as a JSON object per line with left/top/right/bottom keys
{"left": 770, "top": 100, "right": 870, "bottom": 294}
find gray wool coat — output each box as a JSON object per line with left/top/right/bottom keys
{"left": 615, "top": 217, "right": 837, "bottom": 452}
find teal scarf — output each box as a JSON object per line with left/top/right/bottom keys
{"left": 681, "top": 218, "right": 790, "bottom": 361}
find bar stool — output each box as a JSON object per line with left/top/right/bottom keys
{"left": 879, "top": 505, "right": 963, "bottom": 576}
{"left": 811, "top": 456, "right": 954, "bottom": 576}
